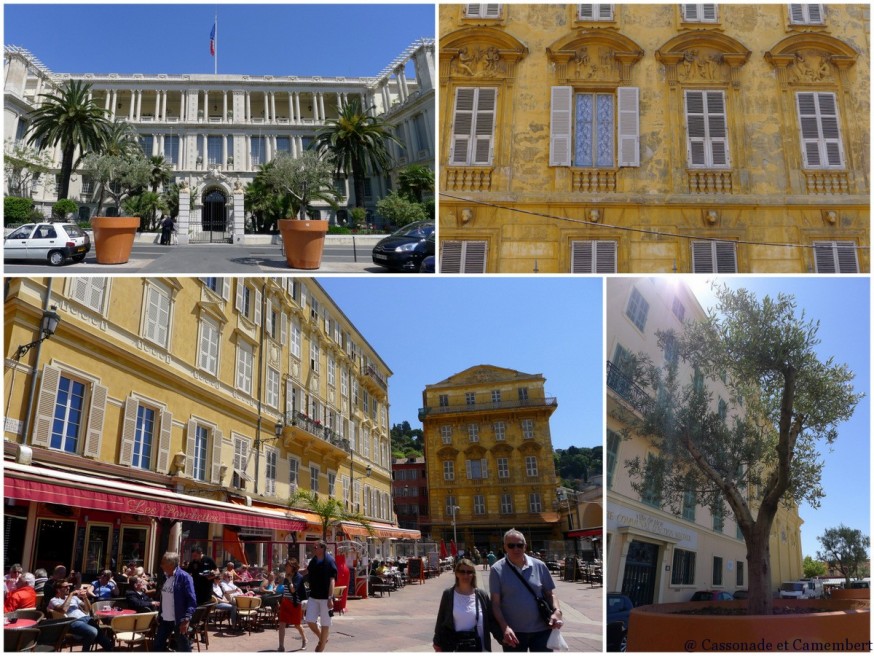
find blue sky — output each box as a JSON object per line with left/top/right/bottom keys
{"left": 687, "top": 277, "right": 870, "bottom": 562}
{"left": 318, "top": 277, "right": 604, "bottom": 453}
{"left": 4, "top": 4, "right": 434, "bottom": 77}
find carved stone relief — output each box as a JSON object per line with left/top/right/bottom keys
{"left": 451, "top": 46, "right": 507, "bottom": 78}
{"left": 572, "top": 47, "right": 618, "bottom": 80}
{"left": 787, "top": 51, "right": 834, "bottom": 84}
{"left": 678, "top": 49, "right": 725, "bottom": 82}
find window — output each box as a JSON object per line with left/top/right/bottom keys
{"left": 685, "top": 90, "right": 729, "bottom": 168}
{"left": 444, "top": 461, "right": 455, "bottom": 481}
{"left": 445, "top": 496, "right": 458, "bottom": 517}
{"left": 641, "top": 454, "right": 662, "bottom": 507}
{"left": 736, "top": 561, "right": 744, "bottom": 586}
{"left": 439, "top": 394, "right": 449, "bottom": 407}
{"left": 192, "top": 425, "right": 209, "bottom": 481}
{"left": 441, "top": 241, "right": 488, "bottom": 273}
{"left": 441, "top": 426, "right": 453, "bottom": 444}
{"left": 413, "top": 113, "right": 429, "bottom": 154}
{"left": 692, "top": 241, "right": 737, "bottom": 273}
{"left": 529, "top": 492, "right": 543, "bottom": 512}
{"left": 494, "top": 422, "right": 505, "bottom": 441}
{"left": 626, "top": 287, "right": 649, "bottom": 331}
{"left": 682, "top": 490, "right": 696, "bottom": 521}
{"left": 266, "top": 367, "right": 280, "bottom": 409}
{"left": 236, "top": 342, "right": 254, "bottom": 394}
{"left": 235, "top": 282, "right": 261, "bottom": 325}
{"left": 525, "top": 456, "right": 538, "bottom": 477}
{"left": 718, "top": 398, "right": 727, "bottom": 421}
{"left": 672, "top": 296, "right": 686, "bottom": 322}
{"left": 207, "top": 136, "right": 223, "bottom": 165}
{"left": 497, "top": 457, "right": 509, "bottom": 479}
{"left": 571, "top": 241, "right": 618, "bottom": 273}
{"left": 550, "top": 87, "right": 639, "bottom": 169}
{"left": 327, "top": 357, "right": 336, "bottom": 388}
{"left": 198, "top": 317, "right": 220, "bottom": 375}
{"left": 232, "top": 437, "right": 250, "bottom": 489}
{"left": 290, "top": 321, "right": 301, "bottom": 358}
{"left": 521, "top": 419, "right": 535, "bottom": 439}
{"left": 328, "top": 472, "right": 336, "bottom": 498}
{"left": 468, "top": 424, "right": 479, "bottom": 442}
{"left": 465, "top": 4, "right": 501, "bottom": 18}
{"left": 578, "top": 4, "right": 614, "bottom": 20}
{"left": 473, "top": 495, "right": 486, "bottom": 515}
{"left": 143, "top": 283, "right": 171, "bottom": 348}
{"left": 276, "top": 136, "right": 291, "bottom": 154}
{"left": 813, "top": 241, "right": 859, "bottom": 273}
{"left": 796, "top": 92, "right": 844, "bottom": 169}
{"left": 131, "top": 405, "right": 156, "bottom": 470}
{"left": 712, "top": 503, "right": 724, "bottom": 533}
{"left": 606, "top": 429, "right": 620, "bottom": 489}
{"left": 70, "top": 277, "right": 108, "bottom": 312}
{"left": 682, "top": 4, "right": 717, "bottom": 22}
{"left": 449, "top": 87, "right": 497, "bottom": 166}
{"left": 664, "top": 333, "right": 680, "bottom": 366}
{"left": 289, "top": 457, "right": 300, "bottom": 489}
{"left": 672, "top": 549, "right": 696, "bottom": 585}
{"left": 250, "top": 136, "right": 266, "bottom": 166}
{"left": 164, "top": 135, "right": 180, "bottom": 165}
{"left": 491, "top": 390, "right": 501, "bottom": 403}
{"left": 265, "top": 449, "right": 277, "bottom": 496}
{"left": 500, "top": 493, "right": 514, "bottom": 514}
{"left": 789, "top": 4, "right": 824, "bottom": 25}
{"left": 712, "top": 556, "right": 723, "bottom": 586}
{"left": 310, "top": 342, "right": 320, "bottom": 374}
{"left": 340, "top": 367, "right": 349, "bottom": 397}
{"left": 139, "top": 135, "right": 154, "bottom": 157}
{"left": 466, "top": 392, "right": 476, "bottom": 405}
{"left": 51, "top": 376, "right": 87, "bottom": 453}
{"left": 310, "top": 465, "right": 320, "bottom": 494}
{"left": 466, "top": 458, "right": 488, "bottom": 480}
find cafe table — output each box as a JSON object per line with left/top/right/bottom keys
{"left": 95, "top": 608, "right": 136, "bottom": 625}
{"left": 4, "top": 618, "right": 39, "bottom": 629}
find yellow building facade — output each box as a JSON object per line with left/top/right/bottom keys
{"left": 4, "top": 277, "right": 409, "bottom": 576}
{"left": 439, "top": 4, "right": 869, "bottom": 273}
{"left": 419, "top": 365, "right": 561, "bottom": 552}
{"left": 605, "top": 277, "right": 803, "bottom": 606}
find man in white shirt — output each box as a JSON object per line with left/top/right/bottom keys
{"left": 154, "top": 551, "right": 197, "bottom": 652}
{"left": 47, "top": 581, "right": 114, "bottom": 651}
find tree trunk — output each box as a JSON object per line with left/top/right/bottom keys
{"left": 746, "top": 528, "right": 774, "bottom": 615}
{"left": 353, "top": 172, "right": 366, "bottom": 209}
{"left": 58, "top": 144, "right": 75, "bottom": 200}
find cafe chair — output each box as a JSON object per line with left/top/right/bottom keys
{"left": 256, "top": 594, "right": 281, "bottom": 629}
{"left": 5, "top": 627, "right": 41, "bottom": 652}
{"left": 32, "top": 617, "right": 76, "bottom": 652}
{"left": 233, "top": 596, "right": 261, "bottom": 635}
{"left": 110, "top": 610, "right": 157, "bottom": 650}
{"left": 187, "top": 603, "right": 214, "bottom": 652}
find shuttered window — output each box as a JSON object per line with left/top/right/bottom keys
{"left": 465, "top": 4, "right": 502, "bottom": 18}
{"left": 120, "top": 397, "right": 171, "bottom": 472}
{"left": 144, "top": 283, "right": 171, "bottom": 348}
{"left": 788, "top": 4, "right": 824, "bottom": 24}
{"left": 691, "top": 241, "right": 737, "bottom": 273}
{"left": 813, "top": 241, "right": 859, "bottom": 273}
{"left": 441, "top": 240, "right": 488, "bottom": 273}
{"left": 796, "top": 92, "right": 844, "bottom": 169}
{"left": 682, "top": 4, "right": 718, "bottom": 22}
{"left": 685, "top": 90, "right": 729, "bottom": 168}
{"left": 450, "top": 87, "right": 497, "bottom": 166}
{"left": 70, "top": 277, "right": 108, "bottom": 312}
{"left": 198, "top": 317, "right": 219, "bottom": 375}
{"left": 578, "top": 4, "right": 614, "bottom": 20}
{"left": 571, "top": 240, "right": 618, "bottom": 273}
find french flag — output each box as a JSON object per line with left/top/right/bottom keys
{"left": 209, "top": 23, "right": 216, "bottom": 56}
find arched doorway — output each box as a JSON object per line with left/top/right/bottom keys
{"left": 192, "top": 188, "right": 232, "bottom": 243}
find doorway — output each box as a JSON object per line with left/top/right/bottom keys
{"left": 621, "top": 539, "right": 659, "bottom": 607}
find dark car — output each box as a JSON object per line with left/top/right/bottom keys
{"left": 371, "top": 221, "right": 434, "bottom": 271}
{"left": 607, "top": 594, "right": 633, "bottom": 652}
{"left": 5, "top": 222, "right": 91, "bottom": 266}
{"left": 690, "top": 590, "right": 734, "bottom": 601}
{"left": 733, "top": 589, "right": 749, "bottom": 600}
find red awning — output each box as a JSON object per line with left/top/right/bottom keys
{"left": 5, "top": 464, "right": 307, "bottom": 532}
{"left": 567, "top": 527, "right": 602, "bottom": 538}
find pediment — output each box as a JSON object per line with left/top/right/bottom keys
{"left": 546, "top": 30, "right": 644, "bottom": 84}
{"left": 440, "top": 27, "right": 529, "bottom": 81}
{"left": 655, "top": 31, "right": 751, "bottom": 88}
{"left": 765, "top": 34, "right": 857, "bottom": 86}
{"left": 433, "top": 365, "right": 539, "bottom": 387}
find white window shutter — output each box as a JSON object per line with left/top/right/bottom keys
{"left": 83, "top": 382, "right": 108, "bottom": 459}
{"left": 817, "top": 93, "right": 843, "bottom": 167}
{"left": 451, "top": 88, "right": 475, "bottom": 165}
{"left": 684, "top": 4, "right": 699, "bottom": 21}
{"left": 466, "top": 4, "right": 482, "bottom": 17}
{"left": 473, "top": 88, "right": 497, "bottom": 165}
{"left": 221, "top": 278, "right": 230, "bottom": 301}
{"left": 235, "top": 280, "right": 244, "bottom": 314}
{"left": 578, "top": 4, "right": 595, "bottom": 20}
{"left": 441, "top": 241, "right": 463, "bottom": 273}
{"left": 807, "top": 4, "right": 823, "bottom": 23}
{"left": 211, "top": 427, "right": 224, "bottom": 484}
{"left": 596, "top": 241, "right": 618, "bottom": 273}
{"left": 280, "top": 311, "right": 288, "bottom": 346}
{"left": 484, "top": 4, "right": 502, "bottom": 18}
{"left": 707, "top": 92, "right": 729, "bottom": 167}
{"left": 692, "top": 241, "right": 715, "bottom": 272}
{"left": 618, "top": 87, "right": 640, "bottom": 167}
{"left": 598, "top": 3, "right": 614, "bottom": 19}
{"left": 32, "top": 364, "right": 62, "bottom": 448}
{"left": 156, "top": 409, "right": 172, "bottom": 473}
{"left": 685, "top": 91, "right": 707, "bottom": 166}
{"left": 714, "top": 241, "right": 737, "bottom": 272}
{"left": 550, "top": 86, "right": 573, "bottom": 167}
{"left": 463, "top": 241, "right": 488, "bottom": 272}
{"left": 571, "top": 241, "right": 594, "bottom": 273}
{"left": 120, "top": 396, "right": 138, "bottom": 466}
{"left": 814, "top": 241, "right": 858, "bottom": 273}
{"left": 702, "top": 4, "right": 717, "bottom": 21}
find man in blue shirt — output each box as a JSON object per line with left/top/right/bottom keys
{"left": 489, "top": 529, "right": 563, "bottom": 652}
{"left": 91, "top": 570, "right": 118, "bottom": 600}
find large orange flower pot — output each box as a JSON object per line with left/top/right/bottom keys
{"left": 831, "top": 588, "right": 870, "bottom": 600}
{"left": 627, "top": 598, "right": 870, "bottom": 652}
{"left": 92, "top": 216, "right": 140, "bottom": 264}
{"left": 277, "top": 218, "right": 329, "bottom": 269}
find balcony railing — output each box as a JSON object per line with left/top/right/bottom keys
{"left": 606, "top": 361, "right": 653, "bottom": 415}
{"left": 364, "top": 365, "right": 388, "bottom": 391}
{"left": 286, "top": 411, "right": 350, "bottom": 452}
{"left": 419, "top": 396, "right": 557, "bottom": 419}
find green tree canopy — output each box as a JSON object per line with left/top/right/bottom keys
{"left": 289, "top": 489, "right": 372, "bottom": 542}
{"left": 397, "top": 164, "right": 434, "bottom": 203}
{"left": 816, "top": 524, "right": 870, "bottom": 587}
{"left": 390, "top": 421, "right": 424, "bottom": 458}
{"left": 802, "top": 555, "right": 827, "bottom": 579}
{"left": 626, "top": 284, "right": 860, "bottom": 615}
{"left": 554, "top": 446, "right": 603, "bottom": 487}
{"left": 375, "top": 191, "right": 427, "bottom": 228}
{"left": 82, "top": 150, "right": 153, "bottom": 218}
{"left": 260, "top": 151, "right": 339, "bottom": 220}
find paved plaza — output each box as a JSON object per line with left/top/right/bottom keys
{"left": 194, "top": 574, "right": 602, "bottom": 653}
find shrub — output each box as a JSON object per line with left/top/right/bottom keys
{"left": 52, "top": 198, "right": 79, "bottom": 220}
{"left": 4, "top": 196, "right": 34, "bottom": 225}
{"left": 328, "top": 225, "right": 352, "bottom": 235}
{"left": 376, "top": 191, "right": 427, "bottom": 227}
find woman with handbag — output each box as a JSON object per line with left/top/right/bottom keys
{"left": 278, "top": 558, "right": 308, "bottom": 651}
{"left": 433, "top": 558, "right": 501, "bottom": 652}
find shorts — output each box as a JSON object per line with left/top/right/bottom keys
{"left": 304, "top": 597, "right": 332, "bottom": 627}
{"left": 278, "top": 597, "right": 303, "bottom": 626}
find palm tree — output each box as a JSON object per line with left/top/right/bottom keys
{"left": 289, "top": 489, "right": 373, "bottom": 542}
{"left": 26, "top": 79, "right": 111, "bottom": 200}
{"left": 148, "top": 155, "right": 173, "bottom": 194}
{"left": 312, "top": 98, "right": 398, "bottom": 209}
{"left": 397, "top": 164, "right": 434, "bottom": 203}
{"left": 122, "top": 191, "right": 167, "bottom": 232}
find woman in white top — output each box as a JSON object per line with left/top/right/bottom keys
{"left": 433, "top": 559, "right": 501, "bottom": 652}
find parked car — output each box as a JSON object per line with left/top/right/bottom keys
{"left": 732, "top": 589, "right": 749, "bottom": 600}
{"left": 419, "top": 255, "right": 435, "bottom": 273}
{"left": 779, "top": 580, "right": 824, "bottom": 599}
{"left": 4, "top": 222, "right": 90, "bottom": 266}
{"left": 689, "top": 590, "right": 734, "bottom": 601}
{"left": 606, "top": 594, "right": 633, "bottom": 651}
{"left": 849, "top": 580, "right": 870, "bottom": 589}
{"left": 371, "top": 221, "right": 434, "bottom": 271}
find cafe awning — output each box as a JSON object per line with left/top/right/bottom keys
{"left": 567, "top": 527, "right": 602, "bottom": 538}
{"left": 340, "top": 521, "right": 421, "bottom": 540}
{"left": 4, "top": 462, "right": 307, "bottom": 532}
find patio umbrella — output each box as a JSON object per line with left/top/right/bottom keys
{"left": 450, "top": 539, "right": 458, "bottom": 557}
{"left": 440, "top": 540, "right": 448, "bottom": 558}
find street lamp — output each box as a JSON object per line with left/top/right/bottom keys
{"left": 14, "top": 307, "right": 61, "bottom": 360}
{"left": 450, "top": 505, "right": 460, "bottom": 551}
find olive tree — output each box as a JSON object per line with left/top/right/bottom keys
{"left": 817, "top": 525, "right": 870, "bottom": 588}
{"left": 626, "top": 285, "right": 860, "bottom": 615}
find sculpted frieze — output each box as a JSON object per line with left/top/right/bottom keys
{"left": 679, "top": 49, "right": 725, "bottom": 82}
{"left": 787, "top": 50, "right": 834, "bottom": 84}
{"left": 451, "top": 45, "right": 508, "bottom": 78}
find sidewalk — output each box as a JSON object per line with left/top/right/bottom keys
{"left": 208, "top": 575, "right": 602, "bottom": 652}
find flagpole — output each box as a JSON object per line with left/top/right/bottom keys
{"left": 214, "top": 11, "right": 218, "bottom": 75}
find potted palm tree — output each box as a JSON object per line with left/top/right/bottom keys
{"left": 263, "top": 151, "right": 339, "bottom": 269}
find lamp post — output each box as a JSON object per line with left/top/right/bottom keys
{"left": 450, "top": 505, "right": 460, "bottom": 551}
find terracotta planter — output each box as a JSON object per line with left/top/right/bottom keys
{"left": 277, "top": 219, "right": 329, "bottom": 269}
{"left": 92, "top": 216, "right": 140, "bottom": 265}
{"left": 627, "top": 598, "right": 870, "bottom": 652}
{"left": 831, "top": 588, "right": 870, "bottom": 600}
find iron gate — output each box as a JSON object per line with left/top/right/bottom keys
{"left": 621, "top": 539, "right": 659, "bottom": 607}
{"left": 191, "top": 189, "right": 232, "bottom": 243}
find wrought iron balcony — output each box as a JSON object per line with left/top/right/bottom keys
{"left": 419, "top": 396, "right": 557, "bottom": 420}
{"left": 283, "top": 412, "right": 350, "bottom": 453}
{"left": 364, "top": 365, "right": 388, "bottom": 391}
{"left": 606, "top": 361, "right": 653, "bottom": 415}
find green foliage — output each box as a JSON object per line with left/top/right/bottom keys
{"left": 122, "top": 191, "right": 167, "bottom": 231}
{"left": 288, "top": 489, "right": 373, "bottom": 541}
{"left": 802, "top": 555, "right": 827, "bottom": 579}
{"left": 390, "top": 421, "right": 424, "bottom": 458}
{"left": 376, "top": 191, "right": 427, "bottom": 228}
{"left": 4, "top": 139, "right": 53, "bottom": 197}
{"left": 349, "top": 207, "right": 367, "bottom": 228}
{"left": 554, "top": 446, "right": 603, "bottom": 487}
{"left": 82, "top": 150, "right": 152, "bottom": 217}
{"left": 397, "top": 164, "right": 434, "bottom": 203}
{"left": 161, "top": 184, "right": 181, "bottom": 219}
{"left": 260, "top": 151, "right": 339, "bottom": 220}
{"left": 51, "top": 198, "right": 78, "bottom": 220}
{"left": 626, "top": 283, "right": 860, "bottom": 614}
{"left": 328, "top": 225, "right": 352, "bottom": 235}
{"left": 148, "top": 155, "right": 173, "bottom": 193}
{"left": 4, "top": 196, "right": 35, "bottom": 225}
{"left": 816, "top": 524, "right": 870, "bottom": 586}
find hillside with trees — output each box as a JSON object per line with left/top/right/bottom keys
{"left": 554, "top": 446, "right": 603, "bottom": 489}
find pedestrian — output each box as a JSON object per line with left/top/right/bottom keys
{"left": 487, "top": 551, "right": 497, "bottom": 571}
{"left": 46, "top": 579, "right": 114, "bottom": 651}
{"left": 184, "top": 545, "right": 218, "bottom": 606}
{"left": 160, "top": 215, "right": 175, "bottom": 245}
{"left": 277, "top": 558, "right": 308, "bottom": 652}
{"left": 154, "top": 551, "right": 197, "bottom": 652}
{"left": 433, "top": 558, "right": 501, "bottom": 652}
{"left": 304, "top": 540, "right": 338, "bottom": 652}
{"left": 489, "top": 529, "right": 563, "bottom": 652}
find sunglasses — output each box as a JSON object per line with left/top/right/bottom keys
{"left": 506, "top": 543, "right": 526, "bottom": 549}
{"left": 456, "top": 570, "right": 475, "bottom": 575}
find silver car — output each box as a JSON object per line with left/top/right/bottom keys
{"left": 4, "top": 222, "right": 91, "bottom": 266}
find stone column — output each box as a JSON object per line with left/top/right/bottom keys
{"left": 180, "top": 91, "right": 186, "bottom": 121}
{"left": 222, "top": 136, "right": 227, "bottom": 167}
{"left": 233, "top": 184, "right": 246, "bottom": 242}
{"left": 204, "top": 90, "right": 209, "bottom": 119}
{"left": 129, "top": 90, "right": 135, "bottom": 120}
{"left": 154, "top": 91, "right": 160, "bottom": 118}
{"left": 162, "top": 91, "right": 168, "bottom": 119}
{"left": 295, "top": 93, "right": 302, "bottom": 124}
{"left": 246, "top": 92, "right": 251, "bottom": 121}
{"left": 177, "top": 185, "right": 191, "bottom": 244}
{"left": 104, "top": 93, "right": 111, "bottom": 113}
{"left": 223, "top": 92, "right": 228, "bottom": 121}
{"left": 271, "top": 92, "right": 277, "bottom": 121}
{"left": 319, "top": 93, "right": 326, "bottom": 122}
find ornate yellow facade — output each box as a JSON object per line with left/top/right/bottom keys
{"left": 439, "top": 4, "right": 869, "bottom": 273}
{"left": 419, "top": 365, "right": 561, "bottom": 552}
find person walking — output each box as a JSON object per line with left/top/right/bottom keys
{"left": 489, "top": 529, "right": 563, "bottom": 652}
{"left": 277, "top": 558, "right": 308, "bottom": 651}
{"left": 154, "top": 551, "right": 197, "bottom": 652}
{"left": 184, "top": 545, "right": 218, "bottom": 606}
{"left": 160, "top": 216, "right": 175, "bottom": 245}
{"left": 486, "top": 550, "right": 497, "bottom": 571}
{"left": 433, "top": 558, "right": 501, "bottom": 652}
{"left": 304, "top": 541, "right": 337, "bottom": 652}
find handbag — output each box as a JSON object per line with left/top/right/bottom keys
{"left": 505, "top": 558, "right": 555, "bottom": 624}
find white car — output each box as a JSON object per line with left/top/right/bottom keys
{"left": 4, "top": 222, "right": 91, "bottom": 266}
{"left": 779, "top": 580, "right": 823, "bottom": 599}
